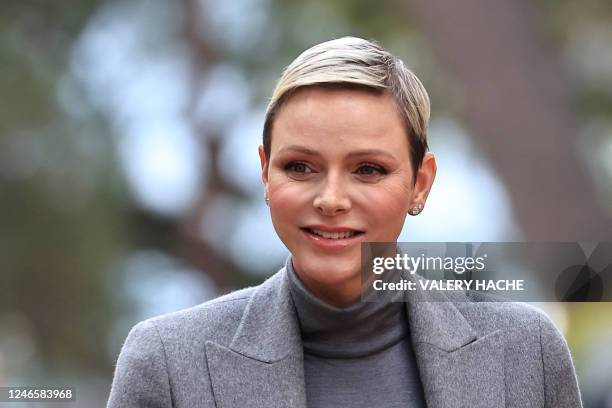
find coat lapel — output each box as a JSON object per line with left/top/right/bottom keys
{"left": 405, "top": 273, "right": 506, "bottom": 408}
{"left": 205, "top": 266, "right": 307, "bottom": 408}
{"left": 205, "top": 258, "right": 505, "bottom": 408}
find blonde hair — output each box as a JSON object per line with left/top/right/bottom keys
{"left": 262, "top": 36, "right": 431, "bottom": 177}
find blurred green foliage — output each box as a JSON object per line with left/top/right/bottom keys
{"left": 0, "top": 0, "right": 130, "bottom": 376}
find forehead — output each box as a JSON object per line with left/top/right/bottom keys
{"left": 271, "top": 87, "right": 410, "bottom": 155}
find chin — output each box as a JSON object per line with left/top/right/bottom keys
{"left": 294, "top": 251, "right": 361, "bottom": 287}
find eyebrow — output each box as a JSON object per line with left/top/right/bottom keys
{"left": 277, "top": 145, "right": 397, "bottom": 160}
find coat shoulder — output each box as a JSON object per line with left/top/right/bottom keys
{"left": 142, "top": 284, "right": 257, "bottom": 346}
{"left": 455, "top": 294, "right": 582, "bottom": 406}
{"left": 107, "top": 283, "right": 265, "bottom": 407}
{"left": 454, "top": 291, "right": 558, "bottom": 337}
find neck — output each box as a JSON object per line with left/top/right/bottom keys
{"left": 293, "top": 269, "right": 362, "bottom": 308}
{"left": 288, "top": 246, "right": 400, "bottom": 308}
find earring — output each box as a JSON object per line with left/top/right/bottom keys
{"left": 410, "top": 203, "right": 423, "bottom": 216}
{"left": 265, "top": 196, "right": 270, "bottom": 206}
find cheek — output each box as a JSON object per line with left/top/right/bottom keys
{"left": 359, "top": 180, "right": 412, "bottom": 223}
{"left": 267, "top": 176, "right": 310, "bottom": 224}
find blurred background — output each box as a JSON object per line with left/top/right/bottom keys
{"left": 1, "top": 0, "right": 611, "bottom": 406}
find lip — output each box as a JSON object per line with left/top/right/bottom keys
{"left": 300, "top": 225, "right": 365, "bottom": 249}
{"left": 303, "top": 224, "right": 363, "bottom": 233}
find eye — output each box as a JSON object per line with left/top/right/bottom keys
{"left": 356, "top": 163, "right": 387, "bottom": 176}
{"left": 284, "top": 161, "right": 313, "bottom": 174}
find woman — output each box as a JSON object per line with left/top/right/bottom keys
{"left": 107, "top": 37, "right": 582, "bottom": 407}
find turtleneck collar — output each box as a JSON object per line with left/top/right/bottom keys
{"left": 286, "top": 256, "right": 409, "bottom": 359}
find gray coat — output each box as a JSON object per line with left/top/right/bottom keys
{"left": 107, "top": 261, "right": 583, "bottom": 408}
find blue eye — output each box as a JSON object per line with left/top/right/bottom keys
{"left": 356, "top": 164, "right": 386, "bottom": 175}
{"left": 285, "top": 161, "right": 311, "bottom": 173}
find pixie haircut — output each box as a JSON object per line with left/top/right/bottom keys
{"left": 262, "top": 36, "right": 430, "bottom": 179}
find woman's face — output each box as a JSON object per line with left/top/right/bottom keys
{"left": 259, "top": 87, "right": 435, "bottom": 305}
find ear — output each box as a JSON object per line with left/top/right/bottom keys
{"left": 258, "top": 145, "right": 270, "bottom": 197}
{"left": 410, "top": 152, "right": 437, "bottom": 210}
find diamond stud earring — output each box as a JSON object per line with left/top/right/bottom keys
{"left": 265, "top": 197, "right": 270, "bottom": 206}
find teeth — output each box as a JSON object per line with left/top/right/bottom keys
{"left": 309, "top": 229, "right": 358, "bottom": 239}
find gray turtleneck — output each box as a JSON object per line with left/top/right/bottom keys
{"left": 287, "top": 261, "right": 426, "bottom": 408}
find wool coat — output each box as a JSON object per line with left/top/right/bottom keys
{"left": 107, "top": 257, "right": 583, "bottom": 407}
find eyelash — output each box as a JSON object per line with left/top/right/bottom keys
{"left": 283, "top": 161, "right": 388, "bottom": 176}
{"left": 356, "top": 163, "right": 388, "bottom": 175}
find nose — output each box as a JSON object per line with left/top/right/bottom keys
{"left": 313, "top": 173, "right": 351, "bottom": 216}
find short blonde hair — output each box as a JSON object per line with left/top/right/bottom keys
{"left": 262, "top": 36, "right": 431, "bottom": 178}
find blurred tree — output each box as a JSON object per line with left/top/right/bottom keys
{"left": 407, "top": 0, "right": 612, "bottom": 240}
{"left": 1, "top": 2, "right": 611, "bottom": 405}
{"left": 0, "top": 0, "right": 129, "bottom": 377}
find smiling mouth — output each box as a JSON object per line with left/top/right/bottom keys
{"left": 302, "top": 228, "right": 364, "bottom": 240}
